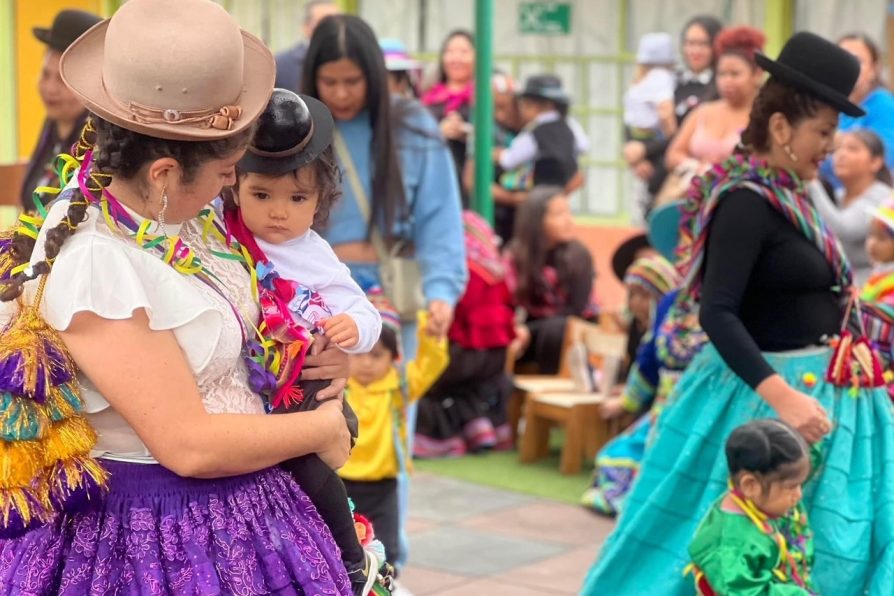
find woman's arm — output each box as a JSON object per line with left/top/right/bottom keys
{"left": 699, "top": 191, "right": 830, "bottom": 442}
{"left": 62, "top": 309, "right": 352, "bottom": 478}
{"left": 664, "top": 104, "right": 701, "bottom": 171}
{"left": 410, "top": 138, "right": 469, "bottom": 311}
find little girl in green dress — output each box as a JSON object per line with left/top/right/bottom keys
{"left": 688, "top": 419, "right": 817, "bottom": 595}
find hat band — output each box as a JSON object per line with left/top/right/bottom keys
{"left": 101, "top": 77, "right": 243, "bottom": 131}
{"left": 247, "top": 120, "right": 315, "bottom": 158}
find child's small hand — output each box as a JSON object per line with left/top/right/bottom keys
{"left": 426, "top": 300, "right": 454, "bottom": 338}
{"left": 322, "top": 314, "right": 360, "bottom": 349}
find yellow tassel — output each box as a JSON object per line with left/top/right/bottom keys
{"left": 46, "top": 454, "right": 109, "bottom": 498}
{"left": 43, "top": 417, "right": 96, "bottom": 464}
{"left": 0, "top": 440, "right": 46, "bottom": 488}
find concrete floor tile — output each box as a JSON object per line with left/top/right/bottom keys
{"left": 406, "top": 516, "right": 439, "bottom": 535}
{"left": 491, "top": 544, "right": 602, "bottom": 594}
{"left": 461, "top": 501, "right": 615, "bottom": 547}
{"left": 408, "top": 472, "right": 535, "bottom": 524}
{"left": 406, "top": 525, "right": 568, "bottom": 577}
{"left": 398, "top": 566, "right": 472, "bottom": 596}
{"left": 431, "top": 577, "right": 568, "bottom": 596}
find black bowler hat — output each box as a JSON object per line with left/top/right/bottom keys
{"left": 33, "top": 9, "right": 102, "bottom": 53}
{"left": 611, "top": 232, "right": 652, "bottom": 281}
{"left": 755, "top": 31, "right": 865, "bottom": 117}
{"left": 519, "top": 74, "right": 569, "bottom": 105}
{"left": 238, "top": 89, "right": 334, "bottom": 176}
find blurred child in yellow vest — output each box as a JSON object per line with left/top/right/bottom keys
{"left": 339, "top": 289, "right": 449, "bottom": 569}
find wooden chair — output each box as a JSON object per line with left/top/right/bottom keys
{"left": 519, "top": 319, "right": 629, "bottom": 474}
{"left": 0, "top": 162, "right": 27, "bottom": 207}
{"left": 506, "top": 315, "right": 585, "bottom": 446}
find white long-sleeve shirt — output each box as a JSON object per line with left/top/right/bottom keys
{"left": 257, "top": 230, "right": 382, "bottom": 354}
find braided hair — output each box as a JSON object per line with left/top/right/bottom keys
{"left": 0, "top": 116, "right": 252, "bottom": 302}
{"left": 726, "top": 419, "right": 810, "bottom": 486}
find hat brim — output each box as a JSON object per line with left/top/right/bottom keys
{"left": 59, "top": 19, "right": 275, "bottom": 141}
{"left": 647, "top": 201, "right": 683, "bottom": 262}
{"left": 237, "top": 95, "right": 335, "bottom": 176}
{"left": 32, "top": 27, "right": 57, "bottom": 49}
{"left": 755, "top": 53, "right": 866, "bottom": 118}
{"left": 611, "top": 232, "right": 651, "bottom": 281}
{"left": 385, "top": 58, "right": 421, "bottom": 72}
{"left": 519, "top": 90, "right": 570, "bottom": 105}
{"left": 866, "top": 203, "right": 894, "bottom": 233}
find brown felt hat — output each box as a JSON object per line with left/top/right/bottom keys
{"left": 59, "top": 0, "right": 275, "bottom": 141}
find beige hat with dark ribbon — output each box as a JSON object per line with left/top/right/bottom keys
{"left": 60, "top": 0, "right": 275, "bottom": 141}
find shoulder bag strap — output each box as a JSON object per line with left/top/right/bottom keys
{"left": 332, "top": 129, "right": 391, "bottom": 261}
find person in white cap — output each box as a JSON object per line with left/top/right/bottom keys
{"left": 624, "top": 32, "right": 678, "bottom": 147}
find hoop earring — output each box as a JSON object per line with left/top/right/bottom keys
{"left": 158, "top": 186, "right": 169, "bottom": 233}
{"left": 784, "top": 144, "right": 799, "bottom": 163}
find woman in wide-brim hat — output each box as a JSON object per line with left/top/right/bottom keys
{"left": 584, "top": 32, "right": 894, "bottom": 595}
{"left": 0, "top": 0, "right": 354, "bottom": 593}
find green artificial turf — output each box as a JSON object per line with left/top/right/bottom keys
{"left": 413, "top": 429, "right": 593, "bottom": 505}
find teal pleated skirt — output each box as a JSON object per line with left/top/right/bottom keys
{"left": 582, "top": 344, "right": 894, "bottom": 595}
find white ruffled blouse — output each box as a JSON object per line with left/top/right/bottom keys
{"left": 20, "top": 199, "right": 264, "bottom": 463}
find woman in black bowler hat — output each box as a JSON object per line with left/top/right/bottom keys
{"left": 584, "top": 32, "right": 894, "bottom": 595}
{"left": 21, "top": 9, "right": 101, "bottom": 212}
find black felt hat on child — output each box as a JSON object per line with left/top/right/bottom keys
{"left": 238, "top": 89, "right": 335, "bottom": 176}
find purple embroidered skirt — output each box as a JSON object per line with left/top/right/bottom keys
{"left": 0, "top": 460, "right": 351, "bottom": 595}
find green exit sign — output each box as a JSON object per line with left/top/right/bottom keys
{"left": 519, "top": 2, "right": 572, "bottom": 35}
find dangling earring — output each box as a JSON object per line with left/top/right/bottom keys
{"left": 784, "top": 144, "right": 799, "bottom": 163}
{"left": 158, "top": 186, "right": 169, "bottom": 234}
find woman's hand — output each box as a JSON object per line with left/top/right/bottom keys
{"left": 600, "top": 396, "right": 627, "bottom": 420}
{"left": 315, "top": 397, "right": 352, "bottom": 469}
{"left": 440, "top": 111, "right": 468, "bottom": 141}
{"left": 758, "top": 376, "right": 831, "bottom": 443}
{"left": 427, "top": 300, "right": 455, "bottom": 337}
{"left": 773, "top": 389, "right": 831, "bottom": 444}
{"left": 301, "top": 335, "right": 349, "bottom": 400}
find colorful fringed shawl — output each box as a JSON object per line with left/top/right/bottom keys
{"left": 670, "top": 153, "right": 889, "bottom": 390}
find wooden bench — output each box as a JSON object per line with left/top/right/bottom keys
{"left": 517, "top": 319, "right": 630, "bottom": 474}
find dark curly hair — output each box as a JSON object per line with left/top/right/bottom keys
{"left": 0, "top": 116, "right": 251, "bottom": 302}
{"left": 228, "top": 145, "right": 342, "bottom": 227}
{"left": 740, "top": 79, "right": 824, "bottom": 153}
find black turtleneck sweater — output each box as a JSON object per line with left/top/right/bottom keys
{"left": 699, "top": 188, "right": 842, "bottom": 388}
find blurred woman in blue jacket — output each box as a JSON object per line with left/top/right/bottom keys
{"left": 302, "top": 14, "right": 467, "bottom": 572}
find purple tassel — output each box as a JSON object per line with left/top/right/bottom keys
{"left": 0, "top": 344, "right": 72, "bottom": 403}
{"left": 0, "top": 491, "right": 47, "bottom": 539}
{"left": 0, "top": 353, "right": 44, "bottom": 403}
{"left": 45, "top": 341, "right": 73, "bottom": 386}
